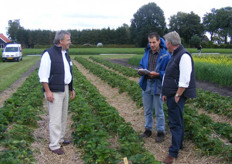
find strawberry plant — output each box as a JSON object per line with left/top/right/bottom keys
{"left": 75, "top": 57, "right": 143, "bottom": 107}
{"left": 70, "top": 66, "right": 159, "bottom": 163}
{"left": 75, "top": 56, "right": 232, "bottom": 162}
{"left": 90, "top": 56, "right": 138, "bottom": 77}
{"left": 0, "top": 70, "right": 44, "bottom": 163}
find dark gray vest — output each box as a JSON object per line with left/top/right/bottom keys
{"left": 162, "top": 45, "right": 196, "bottom": 98}
{"left": 42, "top": 45, "right": 73, "bottom": 92}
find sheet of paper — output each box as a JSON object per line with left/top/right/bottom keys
{"left": 138, "top": 69, "right": 150, "bottom": 75}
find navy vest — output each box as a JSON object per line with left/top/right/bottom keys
{"left": 162, "top": 45, "right": 196, "bottom": 98}
{"left": 43, "top": 45, "right": 73, "bottom": 92}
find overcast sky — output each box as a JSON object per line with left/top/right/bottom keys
{"left": 1, "top": 0, "right": 231, "bottom": 37}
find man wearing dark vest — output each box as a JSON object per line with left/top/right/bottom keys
{"left": 162, "top": 31, "right": 196, "bottom": 164}
{"left": 38, "top": 30, "right": 75, "bottom": 155}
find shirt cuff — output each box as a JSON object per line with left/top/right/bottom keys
{"left": 178, "top": 81, "right": 189, "bottom": 88}
{"left": 39, "top": 79, "right": 49, "bottom": 83}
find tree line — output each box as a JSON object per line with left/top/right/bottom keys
{"left": 7, "top": 3, "right": 232, "bottom": 48}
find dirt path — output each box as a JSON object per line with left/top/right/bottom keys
{"left": 0, "top": 61, "right": 84, "bottom": 163}
{"left": 73, "top": 60, "right": 224, "bottom": 164}
{"left": 31, "top": 100, "right": 84, "bottom": 164}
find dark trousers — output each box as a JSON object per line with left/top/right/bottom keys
{"left": 167, "top": 96, "right": 187, "bottom": 158}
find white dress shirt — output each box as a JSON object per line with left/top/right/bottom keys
{"left": 38, "top": 50, "right": 72, "bottom": 85}
{"left": 179, "top": 53, "right": 192, "bottom": 88}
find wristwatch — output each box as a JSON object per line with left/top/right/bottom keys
{"left": 175, "top": 93, "right": 180, "bottom": 97}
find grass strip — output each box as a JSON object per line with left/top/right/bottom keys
{"left": 0, "top": 56, "right": 40, "bottom": 92}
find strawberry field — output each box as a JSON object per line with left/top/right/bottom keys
{"left": 0, "top": 52, "right": 232, "bottom": 164}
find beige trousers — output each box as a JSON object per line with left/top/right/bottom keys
{"left": 45, "top": 85, "right": 69, "bottom": 150}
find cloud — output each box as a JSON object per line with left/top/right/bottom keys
{"left": 65, "top": 13, "right": 122, "bottom": 19}
{"left": 1, "top": 0, "right": 231, "bottom": 36}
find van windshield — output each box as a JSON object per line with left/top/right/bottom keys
{"left": 5, "top": 47, "right": 19, "bottom": 52}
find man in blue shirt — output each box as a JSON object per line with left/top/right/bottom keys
{"left": 138, "top": 32, "right": 170, "bottom": 142}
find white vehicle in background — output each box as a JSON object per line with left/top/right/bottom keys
{"left": 2, "top": 44, "right": 23, "bottom": 62}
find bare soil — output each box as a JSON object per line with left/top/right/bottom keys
{"left": 0, "top": 58, "right": 231, "bottom": 164}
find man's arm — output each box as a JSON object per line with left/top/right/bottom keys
{"left": 38, "top": 52, "right": 53, "bottom": 102}
{"left": 42, "top": 82, "right": 54, "bottom": 102}
{"left": 175, "top": 53, "right": 192, "bottom": 103}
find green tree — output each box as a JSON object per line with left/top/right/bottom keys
{"left": 7, "top": 19, "right": 24, "bottom": 42}
{"left": 169, "top": 12, "right": 204, "bottom": 44}
{"left": 203, "top": 8, "right": 218, "bottom": 41}
{"left": 215, "top": 7, "right": 232, "bottom": 44}
{"left": 69, "top": 30, "right": 81, "bottom": 45}
{"left": 115, "top": 24, "right": 131, "bottom": 44}
{"left": 203, "top": 7, "right": 232, "bottom": 44}
{"left": 190, "top": 35, "right": 201, "bottom": 47}
{"left": 130, "top": 2, "right": 166, "bottom": 47}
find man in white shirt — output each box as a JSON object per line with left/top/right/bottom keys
{"left": 38, "top": 30, "right": 75, "bottom": 155}
{"left": 162, "top": 31, "right": 196, "bottom": 164}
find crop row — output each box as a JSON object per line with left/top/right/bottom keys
{"left": 74, "top": 57, "right": 232, "bottom": 162}
{"left": 127, "top": 55, "right": 232, "bottom": 87}
{"left": 70, "top": 66, "right": 159, "bottom": 163}
{"left": 75, "top": 57, "right": 143, "bottom": 108}
{"left": 194, "top": 61, "right": 232, "bottom": 87}
{"left": 189, "top": 89, "right": 232, "bottom": 119}
{"left": 89, "top": 56, "right": 138, "bottom": 77}
{"left": 0, "top": 71, "right": 44, "bottom": 163}
{"left": 89, "top": 56, "right": 232, "bottom": 146}
{"left": 86, "top": 56, "right": 232, "bottom": 140}
{"left": 92, "top": 56, "right": 232, "bottom": 120}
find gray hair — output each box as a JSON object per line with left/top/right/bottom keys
{"left": 163, "top": 31, "right": 181, "bottom": 46}
{"left": 53, "top": 30, "right": 71, "bottom": 44}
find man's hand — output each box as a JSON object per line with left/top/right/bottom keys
{"left": 46, "top": 91, "right": 54, "bottom": 102}
{"left": 162, "top": 96, "right": 167, "bottom": 102}
{"left": 175, "top": 96, "right": 180, "bottom": 103}
{"left": 70, "top": 90, "right": 75, "bottom": 100}
{"left": 148, "top": 71, "right": 159, "bottom": 78}
{"left": 138, "top": 68, "right": 144, "bottom": 75}
{"left": 43, "top": 83, "right": 54, "bottom": 102}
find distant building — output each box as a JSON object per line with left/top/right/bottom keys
{"left": 0, "top": 33, "right": 11, "bottom": 49}
{"left": 97, "top": 42, "right": 103, "bottom": 47}
{"left": 83, "top": 43, "right": 93, "bottom": 47}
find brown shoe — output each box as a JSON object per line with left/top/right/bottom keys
{"left": 50, "top": 148, "right": 64, "bottom": 155}
{"left": 62, "top": 140, "right": 71, "bottom": 145}
{"left": 162, "top": 155, "right": 176, "bottom": 164}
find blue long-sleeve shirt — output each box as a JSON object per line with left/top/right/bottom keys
{"left": 139, "top": 38, "right": 171, "bottom": 94}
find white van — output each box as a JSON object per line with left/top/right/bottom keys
{"left": 2, "top": 44, "right": 23, "bottom": 62}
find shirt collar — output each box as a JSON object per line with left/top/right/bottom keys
{"left": 149, "top": 49, "right": 160, "bottom": 55}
